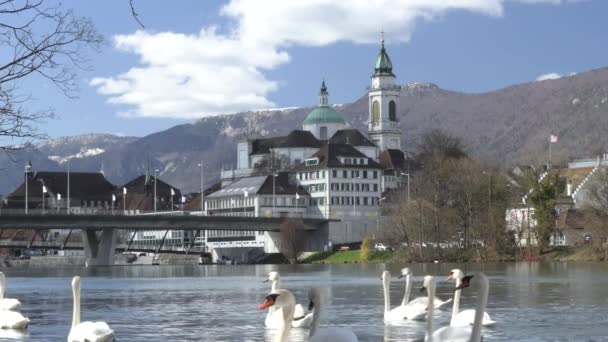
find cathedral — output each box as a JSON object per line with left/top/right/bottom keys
{"left": 207, "top": 38, "right": 408, "bottom": 220}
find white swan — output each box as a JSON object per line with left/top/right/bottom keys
{"left": 424, "top": 274, "right": 488, "bottom": 342}
{"left": 398, "top": 268, "right": 452, "bottom": 309}
{"left": 67, "top": 276, "right": 114, "bottom": 342}
{"left": 0, "top": 310, "right": 29, "bottom": 330}
{"left": 382, "top": 271, "right": 426, "bottom": 323}
{"left": 258, "top": 288, "right": 358, "bottom": 342}
{"left": 264, "top": 272, "right": 312, "bottom": 329}
{"left": 448, "top": 269, "right": 495, "bottom": 327}
{"left": 308, "top": 287, "right": 358, "bottom": 342}
{"left": 0, "top": 272, "right": 21, "bottom": 311}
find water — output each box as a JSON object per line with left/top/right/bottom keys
{"left": 2, "top": 262, "right": 608, "bottom": 341}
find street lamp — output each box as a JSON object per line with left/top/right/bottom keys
{"left": 154, "top": 168, "right": 159, "bottom": 213}
{"left": 123, "top": 187, "right": 127, "bottom": 214}
{"left": 111, "top": 194, "right": 116, "bottom": 215}
{"left": 24, "top": 160, "right": 32, "bottom": 215}
{"left": 272, "top": 173, "right": 278, "bottom": 217}
{"left": 197, "top": 162, "right": 204, "bottom": 215}
{"left": 401, "top": 172, "right": 410, "bottom": 202}
{"left": 42, "top": 185, "right": 47, "bottom": 214}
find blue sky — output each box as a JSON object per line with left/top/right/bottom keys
{"left": 20, "top": 0, "right": 608, "bottom": 138}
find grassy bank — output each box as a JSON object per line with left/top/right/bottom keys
{"left": 301, "top": 249, "right": 395, "bottom": 264}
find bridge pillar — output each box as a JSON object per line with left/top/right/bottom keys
{"left": 82, "top": 229, "right": 117, "bottom": 267}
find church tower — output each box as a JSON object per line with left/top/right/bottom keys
{"left": 368, "top": 34, "right": 401, "bottom": 151}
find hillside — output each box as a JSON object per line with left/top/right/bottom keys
{"left": 1, "top": 67, "right": 608, "bottom": 194}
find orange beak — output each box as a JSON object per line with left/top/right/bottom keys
{"left": 447, "top": 274, "right": 453, "bottom": 280}
{"left": 257, "top": 298, "right": 274, "bottom": 310}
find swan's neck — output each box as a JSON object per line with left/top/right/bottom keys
{"left": 271, "top": 279, "right": 279, "bottom": 292}
{"left": 0, "top": 275, "right": 4, "bottom": 299}
{"left": 276, "top": 302, "right": 294, "bottom": 342}
{"left": 383, "top": 279, "right": 391, "bottom": 313}
{"left": 309, "top": 300, "right": 321, "bottom": 339}
{"left": 427, "top": 279, "right": 435, "bottom": 342}
{"left": 401, "top": 274, "right": 411, "bottom": 306}
{"left": 451, "top": 283, "right": 461, "bottom": 324}
{"left": 72, "top": 283, "right": 80, "bottom": 327}
{"left": 471, "top": 275, "right": 489, "bottom": 342}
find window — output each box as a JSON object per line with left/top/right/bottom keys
{"left": 353, "top": 159, "right": 358, "bottom": 165}
{"left": 373, "top": 184, "right": 378, "bottom": 192}
{"left": 356, "top": 197, "right": 360, "bottom": 205}
{"left": 373, "top": 100, "right": 380, "bottom": 122}
{"left": 315, "top": 171, "right": 320, "bottom": 179}
{"left": 320, "top": 126, "right": 328, "bottom": 139}
{"left": 343, "top": 170, "right": 348, "bottom": 178}
{"left": 305, "top": 158, "right": 319, "bottom": 166}
{"left": 389, "top": 100, "right": 397, "bottom": 122}
{"left": 319, "top": 197, "right": 325, "bottom": 206}
{"left": 344, "top": 158, "right": 352, "bottom": 165}
{"left": 332, "top": 170, "right": 337, "bottom": 178}
{"left": 351, "top": 170, "right": 356, "bottom": 178}
{"left": 360, "top": 158, "right": 365, "bottom": 165}
{"left": 363, "top": 171, "right": 368, "bottom": 179}
{"left": 363, "top": 197, "right": 368, "bottom": 205}
{"left": 373, "top": 171, "right": 378, "bottom": 179}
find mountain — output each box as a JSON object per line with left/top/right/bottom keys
{"left": 1, "top": 67, "right": 608, "bottom": 195}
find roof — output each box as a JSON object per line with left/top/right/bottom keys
{"left": 557, "top": 167, "right": 594, "bottom": 195}
{"left": 379, "top": 149, "right": 407, "bottom": 170}
{"left": 250, "top": 136, "right": 285, "bottom": 155}
{"left": 118, "top": 175, "right": 181, "bottom": 198}
{"left": 303, "top": 106, "right": 346, "bottom": 126}
{"left": 374, "top": 41, "right": 394, "bottom": 77}
{"left": 329, "top": 129, "right": 376, "bottom": 147}
{"left": 557, "top": 209, "right": 585, "bottom": 230}
{"left": 207, "top": 174, "right": 307, "bottom": 199}
{"left": 7, "top": 172, "right": 116, "bottom": 200}
{"left": 278, "top": 130, "right": 322, "bottom": 148}
{"left": 302, "top": 143, "right": 383, "bottom": 170}
{"left": 183, "top": 182, "right": 223, "bottom": 211}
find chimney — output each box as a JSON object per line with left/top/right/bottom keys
{"left": 566, "top": 180, "right": 573, "bottom": 197}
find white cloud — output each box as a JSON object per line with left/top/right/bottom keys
{"left": 91, "top": 0, "right": 581, "bottom": 119}
{"left": 536, "top": 73, "right": 563, "bottom": 81}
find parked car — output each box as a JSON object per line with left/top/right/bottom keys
{"left": 339, "top": 245, "right": 350, "bottom": 251}
{"left": 374, "top": 243, "right": 389, "bottom": 251}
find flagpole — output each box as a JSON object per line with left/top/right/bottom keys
{"left": 67, "top": 161, "right": 70, "bottom": 214}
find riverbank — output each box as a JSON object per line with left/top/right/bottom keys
{"left": 299, "top": 245, "right": 607, "bottom": 264}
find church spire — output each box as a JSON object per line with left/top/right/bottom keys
{"left": 319, "top": 79, "right": 329, "bottom": 107}
{"left": 374, "top": 31, "right": 394, "bottom": 77}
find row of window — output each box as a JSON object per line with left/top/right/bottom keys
{"left": 297, "top": 169, "right": 379, "bottom": 181}
{"left": 340, "top": 158, "right": 368, "bottom": 166}
{"left": 207, "top": 230, "right": 257, "bottom": 238}
{"left": 330, "top": 183, "right": 379, "bottom": 192}
{"left": 260, "top": 197, "right": 306, "bottom": 207}
{"left": 206, "top": 198, "right": 255, "bottom": 209}
{"left": 303, "top": 183, "right": 326, "bottom": 193}
{"left": 330, "top": 196, "right": 380, "bottom": 206}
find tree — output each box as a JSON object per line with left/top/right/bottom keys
{"left": 581, "top": 167, "right": 608, "bottom": 257}
{"left": 528, "top": 172, "right": 558, "bottom": 254}
{"left": 0, "top": 0, "right": 102, "bottom": 151}
{"left": 253, "top": 152, "right": 291, "bottom": 173}
{"left": 360, "top": 237, "right": 374, "bottom": 261}
{"left": 278, "top": 218, "right": 307, "bottom": 264}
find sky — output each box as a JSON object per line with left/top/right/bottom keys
{"left": 16, "top": 0, "right": 608, "bottom": 138}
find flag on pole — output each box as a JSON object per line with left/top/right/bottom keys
{"left": 181, "top": 196, "right": 186, "bottom": 203}
{"left": 171, "top": 188, "right": 175, "bottom": 196}
{"left": 550, "top": 134, "right": 558, "bottom": 143}
{"left": 112, "top": 194, "right": 116, "bottom": 202}
{"left": 42, "top": 185, "right": 47, "bottom": 193}
{"left": 296, "top": 192, "right": 300, "bottom": 199}
{"left": 57, "top": 193, "right": 62, "bottom": 200}
{"left": 244, "top": 190, "right": 249, "bottom": 198}
{"left": 123, "top": 187, "right": 127, "bottom": 195}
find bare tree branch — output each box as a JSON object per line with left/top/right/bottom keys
{"left": 129, "top": 0, "right": 144, "bottom": 29}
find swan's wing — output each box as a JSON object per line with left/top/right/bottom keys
{"left": 311, "top": 327, "right": 358, "bottom": 342}
{"left": 385, "top": 303, "right": 427, "bottom": 322}
{"left": 408, "top": 296, "right": 429, "bottom": 305}
{"left": 432, "top": 326, "right": 472, "bottom": 342}
{"left": 0, "top": 310, "right": 29, "bottom": 329}
{"left": 0, "top": 298, "right": 21, "bottom": 311}
{"left": 434, "top": 297, "right": 453, "bottom": 309}
{"left": 291, "top": 313, "right": 313, "bottom": 328}
{"left": 294, "top": 303, "right": 306, "bottom": 318}
{"left": 451, "top": 309, "right": 495, "bottom": 327}
{"left": 70, "top": 322, "right": 114, "bottom": 342}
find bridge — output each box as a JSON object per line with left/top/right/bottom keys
{"left": 0, "top": 213, "right": 329, "bottom": 266}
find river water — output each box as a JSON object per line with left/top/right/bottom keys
{"left": 1, "top": 262, "right": 608, "bottom": 341}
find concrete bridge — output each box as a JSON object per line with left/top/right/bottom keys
{"left": 0, "top": 214, "right": 328, "bottom": 266}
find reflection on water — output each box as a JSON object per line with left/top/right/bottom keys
{"left": 1, "top": 262, "right": 608, "bottom": 341}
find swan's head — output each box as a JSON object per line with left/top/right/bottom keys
{"left": 71, "top": 276, "right": 81, "bottom": 290}
{"left": 448, "top": 268, "right": 464, "bottom": 281}
{"left": 420, "top": 275, "right": 435, "bottom": 294}
{"left": 257, "top": 289, "right": 295, "bottom": 311}
{"left": 398, "top": 268, "right": 410, "bottom": 279}
{"left": 307, "top": 287, "right": 323, "bottom": 311}
{"left": 455, "top": 274, "right": 474, "bottom": 290}
{"left": 265, "top": 271, "right": 280, "bottom": 282}
{"left": 381, "top": 270, "right": 391, "bottom": 285}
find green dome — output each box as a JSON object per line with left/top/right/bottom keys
{"left": 303, "top": 106, "right": 346, "bottom": 125}
{"left": 374, "top": 42, "right": 394, "bottom": 76}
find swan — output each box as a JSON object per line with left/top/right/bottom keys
{"left": 308, "top": 287, "right": 358, "bottom": 342}
{"left": 382, "top": 271, "right": 427, "bottom": 323}
{"left": 424, "top": 274, "right": 488, "bottom": 342}
{"left": 448, "top": 269, "right": 495, "bottom": 327}
{"left": 398, "top": 268, "right": 452, "bottom": 309}
{"left": 0, "top": 310, "right": 29, "bottom": 330}
{"left": 0, "top": 272, "right": 21, "bottom": 311}
{"left": 67, "top": 276, "right": 114, "bottom": 342}
{"left": 257, "top": 288, "right": 358, "bottom": 342}
{"left": 264, "top": 271, "right": 312, "bottom": 329}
